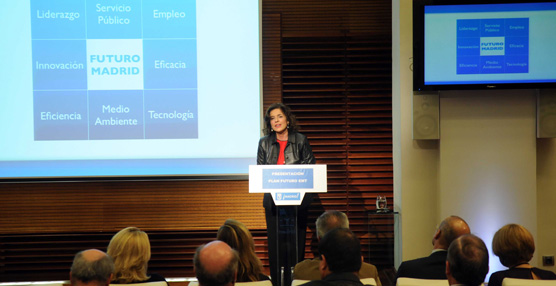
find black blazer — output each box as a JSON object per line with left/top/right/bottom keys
{"left": 257, "top": 131, "right": 315, "bottom": 166}
{"left": 396, "top": 250, "right": 448, "bottom": 281}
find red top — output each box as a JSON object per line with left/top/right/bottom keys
{"left": 277, "top": 140, "right": 287, "bottom": 165}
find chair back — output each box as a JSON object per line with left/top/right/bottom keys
{"left": 291, "top": 280, "right": 309, "bottom": 286}
{"left": 502, "top": 278, "right": 556, "bottom": 286}
{"left": 292, "top": 278, "right": 376, "bottom": 286}
{"left": 236, "top": 281, "right": 273, "bottom": 286}
{"left": 190, "top": 280, "right": 272, "bottom": 286}
{"left": 110, "top": 283, "right": 168, "bottom": 286}
{"left": 360, "top": 278, "right": 377, "bottom": 285}
{"left": 0, "top": 282, "right": 66, "bottom": 286}
{"left": 396, "top": 278, "right": 449, "bottom": 286}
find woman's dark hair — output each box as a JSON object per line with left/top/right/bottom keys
{"left": 263, "top": 103, "right": 299, "bottom": 135}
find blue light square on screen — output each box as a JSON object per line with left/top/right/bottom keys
{"left": 481, "top": 19, "right": 505, "bottom": 37}
{"left": 143, "top": 39, "right": 197, "bottom": 89}
{"left": 34, "top": 90, "right": 88, "bottom": 140}
{"left": 142, "top": 0, "right": 196, "bottom": 39}
{"left": 32, "top": 40, "right": 87, "bottom": 90}
{"left": 457, "top": 37, "right": 480, "bottom": 56}
{"left": 481, "top": 56, "right": 505, "bottom": 74}
{"left": 457, "top": 56, "right": 480, "bottom": 74}
{"left": 86, "top": 0, "right": 142, "bottom": 39}
{"left": 505, "top": 55, "right": 528, "bottom": 73}
{"left": 89, "top": 90, "right": 144, "bottom": 140}
{"left": 506, "top": 37, "right": 528, "bottom": 56}
{"left": 144, "top": 90, "right": 198, "bottom": 139}
{"left": 31, "top": 0, "right": 86, "bottom": 39}
{"left": 505, "top": 18, "right": 529, "bottom": 37}
{"left": 457, "top": 19, "right": 480, "bottom": 38}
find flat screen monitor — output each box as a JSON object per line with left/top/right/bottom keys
{"left": 0, "top": 0, "right": 262, "bottom": 181}
{"left": 413, "top": 0, "right": 556, "bottom": 91}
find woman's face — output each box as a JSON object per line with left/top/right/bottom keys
{"left": 269, "top": 108, "right": 289, "bottom": 134}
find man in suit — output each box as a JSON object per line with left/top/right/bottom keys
{"left": 70, "top": 249, "right": 114, "bottom": 286}
{"left": 303, "top": 228, "right": 367, "bottom": 286}
{"left": 294, "top": 210, "right": 381, "bottom": 285}
{"left": 395, "top": 215, "right": 470, "bottom": 281}
{"left": 446, "top": 234, "right": 489, "bottom": 286}
{"left": 194, "top": 240, "right": 239, "bottom": 286}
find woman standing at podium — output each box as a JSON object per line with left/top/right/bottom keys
{"left": 257, "top": 103, "right": 316, "bottom": 286}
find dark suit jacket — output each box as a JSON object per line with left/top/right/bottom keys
{"left": 395, "top": 250, "right": 448, "bottom": 281}
{"left": 294, "top": 257, "right": 381, "bottom": 286}
{"left": 111, "top": 273, "right": 168, "bottom": 285}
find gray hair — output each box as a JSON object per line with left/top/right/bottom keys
{"left": 70, "top": 250, "right": 114, "bottom": 286}
{"left": 316, "top": 210, "right": 349, "bottom": 239}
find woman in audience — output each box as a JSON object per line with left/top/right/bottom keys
{"left": 488, "top": 223, "right": 556, "bottom": 286}
{"left": 108, "top": 227, "right": 168, "bottom": 284}
{"left": 217, "top": 219, "right": 270, "bottom": 282}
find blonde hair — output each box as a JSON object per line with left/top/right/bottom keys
{"left": 217, "top": 219, "right": 264, "bottom": 282}
{"left": 107, "top": 227, "right": 151, "bottom": 283}
{"left": 492, "top": 224, "right": 535, "bottom": 267}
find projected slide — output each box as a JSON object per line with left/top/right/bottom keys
{"left": 0, "top": 1, "right": 261, "bottom": 179}
{"left": 456, "top": 18, "right": 529, "bottom": 75}
{"left": 31, "top": 0, "right": 198, "bottom": 140}
{"left": 424, "top": 2, "right": 556, "bottom": 85}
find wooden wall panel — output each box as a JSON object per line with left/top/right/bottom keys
{"left": 281, "top": 33, "right": 393, "bottom": 270}
{"left": 262, "top": 14, "right": 282, "bottom": 108}
{"left": 263, "top": 1, "right": 391, "bottom": 35}
{"left": 0, "top": 180, "right": 265, "bottom": 234}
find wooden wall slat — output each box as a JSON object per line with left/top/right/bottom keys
{"left": 262, "top": 13, "right": 282, "bottom": 108}
{"left": 0, "top": 181, "right": 265, "bottom": 234}
{"left": 281, "top": 30, "right": 393, "bottom": 278}
{"left": 264, "top": 1, "right": 391, "bottom": 35}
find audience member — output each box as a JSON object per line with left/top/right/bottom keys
{"left": 303, "top": 228, "right": 365, "bottom": 286}
{"left": 395, "top": 215, "right": 470, "bottom": 280}
{"left": 446, "top": 234, "right": 489, "bottom": 286}
{"left": 107, "top": 227, "right": 167, "bottom": 284}
{"left": 294, "top": 211, "right": 381, "bottom": 285}
{"left": 217, "top": 219, "right": 270, "bottom": 282}
{"left": 194, "top": 240, "right": 239, "bottom": 286}
{"left": 488, "top": 224, "right": 556, "bottom": 286}
{"left": 70, "top": 249, "right": 114, "bottom": 286}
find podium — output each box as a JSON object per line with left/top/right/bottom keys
{"left": 249, "top": 165, "right": 327, "bottom": 286}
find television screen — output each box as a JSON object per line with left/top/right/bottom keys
{"left": 413, "top": 0, "right": 556, "bottom": 90}
{"left": 0, "top": 0, "right": 261, "bottom": 181}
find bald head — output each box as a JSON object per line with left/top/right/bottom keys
{"left": 194, "top": 241, "right": 239, "bottom": 286}
{"left": 434, "top": 216, "right": 471, "bottom": 250}
{"left": 199, "top": 241, "right": 235, "bottom": 274}
{"left": 82, "top": 249, "right": 107, "bottom": 261}
{"left": 70, "top": 249, "right": 114, "bottom": 286}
